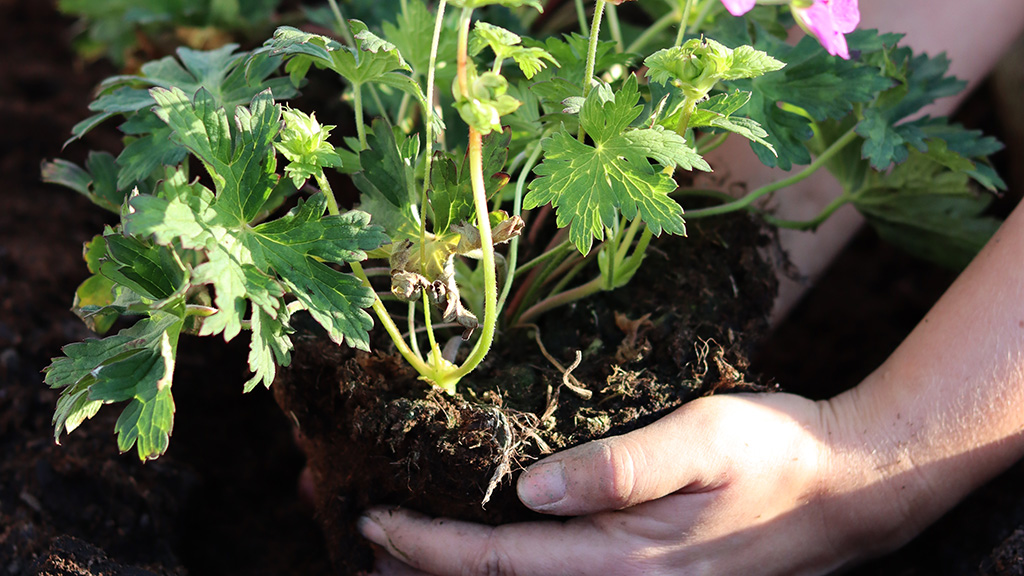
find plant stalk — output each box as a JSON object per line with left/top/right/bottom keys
{"left": 686, "top": 126, "right": 858, "bottom": 219}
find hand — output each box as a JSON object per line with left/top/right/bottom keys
{"left": 358, "top": 392, "right": 913, "bottom": 576}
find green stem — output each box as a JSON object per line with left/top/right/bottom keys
{"left": 407, "top": 300, "right": 421, "bottom": 358}
{"left": 516, "top": 276, "right": 604, "bottom": 327}
{"left": 326, "top": 0, "right": 349, "bottom": 41}
{"left": 573, "top": 0, "right": 587, "bottom": 34}
{"left": 577, "top": 0, "right": 607, "bottom": 143}
{"left": 583, "top": 0, "right": 607, "bottom": 99}
{"left": 353, "top": 84, "right": 367, "bottom": 150}
{"left": 422, "top": 290, "right": 440, "bottom": 356}
{"left": 448, "top": 128, "right": 498, "bottom": 383}
{"left": 606, "top": 3, "right": 624, "bottom": 53}
{"left": 421, "top": 0, "right": 448, "bottom": 264}
{"left": 620, "top": 225, "right": 653, "bottom": 281}
{"left": 313, "top": 172, "right": 341, "bottom": 217}
{"left": 456, "top": 7, "right": 472, "bottom": 97}
{"left": 515, "top": 239, "right": 572, "bottom": 275}
{"left": 675, "top": 97, "right": 697, "bottom": 137}
{"left": 688, "top": 0, "right": 715, "bottom": 35}
{"left": 762, "top": 193, "right": 851, "bottom": 231}
{"left": 675, "top": 0, "right": 697, "bottom": 46}
{"left": 496, "top": 142, "right": 543, "bottom": 317}
{"left": 696, "top": 131, "right": 729, "bottom": 155}
{"left": 686, "top": 126, "right": 859, "bottom": 220}
{"left": 350, "top": 261, "right": 432, "bottom": 375}
{"left": 626, "top": 10, "right": 678, "bottom": 54}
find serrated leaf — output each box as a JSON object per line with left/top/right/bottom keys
{"left": 687, "top": 91, "right": 775, "bottom": 153}
{"left": 471, "top": 21, "right": 558, "bottom": 80}
{"left": 245, "top": 305, "right": 293, "bottom": 392}
{"left": 381, "top": 0, "right": 457, "bottom": 79}
{"left": 726, "top": 28, "right": 893, "bottom": 169}
{"left": 45, "top": 312, "right": 183, "bottom": 460}
{"left": 853, "top": 149, "right": 1000, "bottom": 269}
{"left": 151, "top": 87, "right": 282, "bottom": 225}
{"left": 245, "top": 194, "right": 389, "bottom": 349}
{"left": 101, "top": 233, "right": 187, "bottom": 302}
{"left": 42, "top": 152, "right": 125, "bottom": 213}
{"left": 525, "top": 76, "right": 709, "bottom": 255}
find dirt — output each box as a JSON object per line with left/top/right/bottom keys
{"left": 274, "top": 210, "right": 777, "bottom": 573}
{"left": 3, "top": 1, "right": 1024, "bottom": 575}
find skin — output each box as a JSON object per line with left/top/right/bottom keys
{"left": 357, "top": 2, "right": 1024, "bottom": 574}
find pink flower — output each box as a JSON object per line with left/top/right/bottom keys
{"left": 792, "top": 0, "right": 860, "bottom": 59}
{"left": 718, "top": 0, "right": 860, "bottom": 59}
{"left": 720, "top": 0, "right": 756, "bottom": 16}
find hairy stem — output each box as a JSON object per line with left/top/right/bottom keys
{"left": 448, "top": 127, "right": 498, "bottom": 383}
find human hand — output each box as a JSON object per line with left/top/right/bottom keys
{"left": 357, "top": 392, "right": 915, "bottom": 576}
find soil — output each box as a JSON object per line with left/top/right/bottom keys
{"left": 274, "top": 211, "right": 777, "bottom": 573}
{"left": 3, "top": 1, "right": 1024, "bottom": 575}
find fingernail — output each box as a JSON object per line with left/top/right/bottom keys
{"left": 357, "top": 512, "right": 386, "bottom": 545}
{"left": 518, "top": 460, "right": 566, "bottom": 510}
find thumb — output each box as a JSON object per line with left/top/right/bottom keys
{"left": 517, "top": 400, "right": 727, "bottom": 516}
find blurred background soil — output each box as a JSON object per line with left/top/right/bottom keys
{"left": 1, "top": 0, "right": 1022, "bottom": 573}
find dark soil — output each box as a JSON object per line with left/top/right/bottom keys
{"left": 274, "top": 212, "right": 777, "bottom": 573}
{"left": 2, "top": 1, "right": 1024, "bottom": 575}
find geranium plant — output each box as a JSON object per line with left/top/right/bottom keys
{"left": 43, "top": 0, "right": 1003, "bottom": 461}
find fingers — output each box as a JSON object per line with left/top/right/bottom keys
{"left": 517, "top": 400, "right": 729, "bottom": 516}
{"left": 359, "top": 507, "right": 616, "bottom": 576}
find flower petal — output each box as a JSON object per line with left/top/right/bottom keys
{"left": 829, "top": 0, "right": 860, "bottom": 34}
{"left": 793, "top": 1, "right": 851, "bottom": 59}
{"left": 720, "top": 0, "right": 757, "bottom": 17}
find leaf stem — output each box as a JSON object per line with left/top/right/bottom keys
{"left": 448, "top": 127, "right": 498, "bottom": 383}
{"left": 583, "top": 0, "right": 607, "bottom": 99}
{"left": 496, "top": 142, "right": 543, "bottom": 317}
{"left": 350, "top": 261, "right": 432, "bottom": 374}
{"left": 573, "top": 0, "right": 587, "bottom": 35}
{"left": 685, "top": 126, "right": 859, "bottom": 219}
{"left": 516, "top": 276, "right": 603, "bottom": 326}
{"left": 313, "top": 173, "right": 341, "bottom": 217}
{"left": 606, "top": 3, "right": 624, "bottom": 53}
{"left": 626, "top": 10, "right": 678, "bottom": 54}
{"left": 762, "top": 193, "right": 851, "bottom": 230}
{"left": 421, "top": 0, "right": 447, "bottom": 265}
{"left": 675, "top": 0, "right": 697, "bottom": 46}
{"left": 353, "top": 85, "right": 368, "bottom": 150}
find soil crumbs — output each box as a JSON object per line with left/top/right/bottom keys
{"left": 274, "top": 213, "right": 778, "bottom": 574}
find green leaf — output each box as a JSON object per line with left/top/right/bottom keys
{"left": 115, "top": 113, "right": 189, "bottom": 190}
{"left": 100, "top": 233, "right": 188, "bottom": 302}
{"left": 687, "top": 91, "right": 774, "bottom": 153}
{"left": 45, "top": 311, "right": 183, "bottom": 460}
{"left": 726, "top": 28, "right": 893, "bottom": 169}
{"left": 471, "top": 21, "right": 558, "bottom": 79}
{"left": 245, "top": 195, "right": 389, "bottom": 349}
{"left": 430, "top": 127, "right": 511, "bottom": 234}
{"left": 151, "top": 87, "right": 282, "bottom": 225}
{"left": 41, "top": 152, "right": 125, "bottom": 213}
{"left": 381, "top": 0, "right": 457, "bottom": 80}
{"left": 245, "top": 305, "right": 293, "bottom": 392}
{"left": 853, "top": 149, "right": 1000, "bottom": 270}
{"left": 525, "top": 75, "right": 709, "bottom": 255}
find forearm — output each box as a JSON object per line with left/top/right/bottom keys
{"left": 700, "top": 0, "right": 1024, "bottom": 321}
{"left": 827, "top": 199, "right": 1024, "bottom": 551}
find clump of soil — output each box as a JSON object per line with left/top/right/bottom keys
{"left": 273, "top": 213, "right": 778, "bottom": 573}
